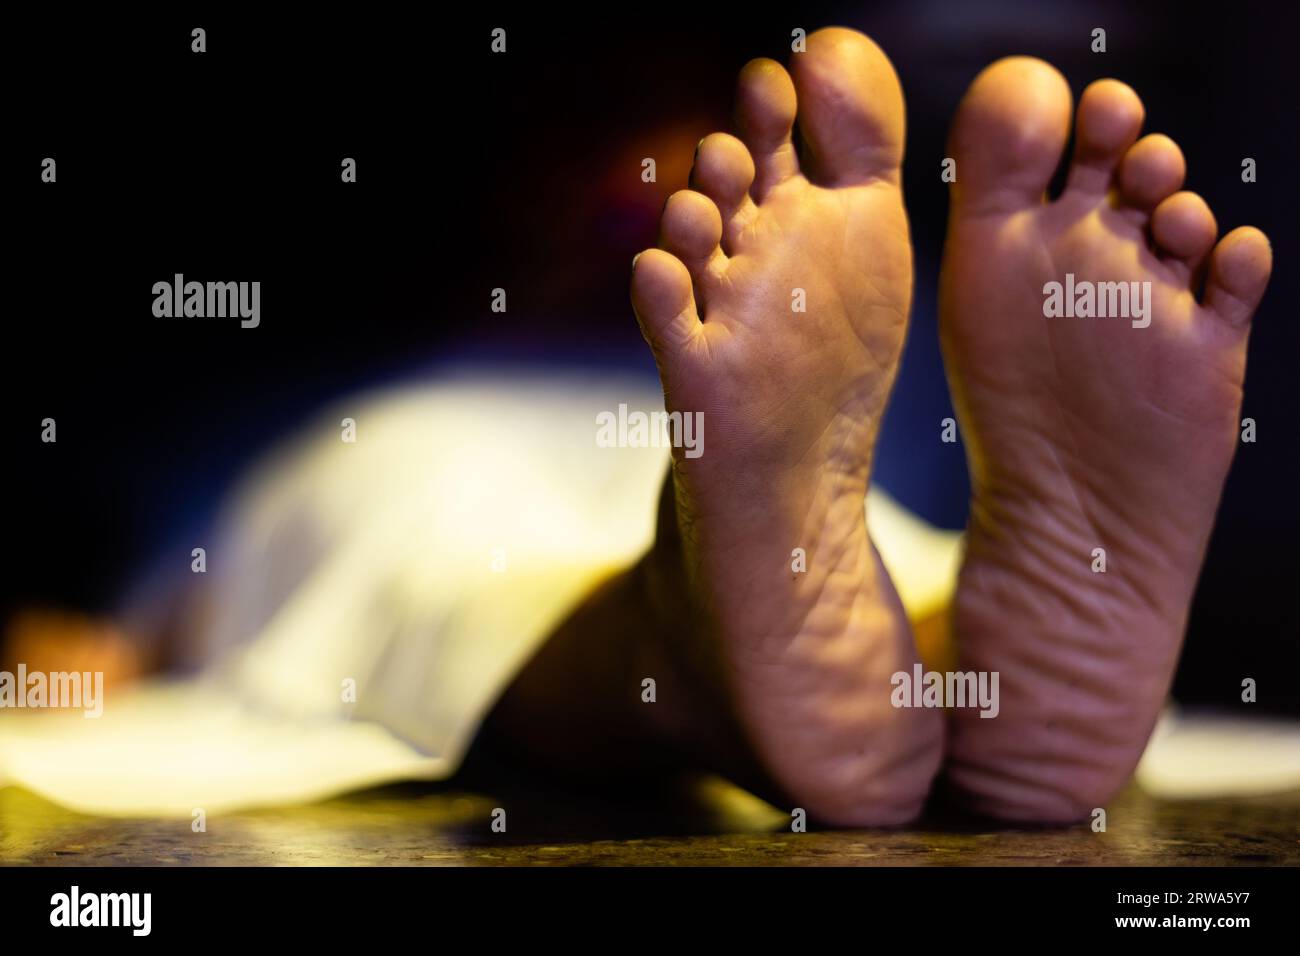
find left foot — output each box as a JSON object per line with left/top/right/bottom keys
{"left": 939, "top": 59, "right": 1273, "bottom": 822}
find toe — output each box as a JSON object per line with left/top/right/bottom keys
{"left": 1203, "top": 226, "right": 1272, "bottom": 328}
{"left": 659, "top": 190, "right": 725, "bottom": 275}
{"left": 948, "top": 56, "right": 1072, "bottom": 216}
{"left": 1064, "top": 79, "right": 1145, "bottom": 196}
{"left": 788, "top": 26, "right": 906, "bottom": 187}
{"left": 1151, "top": 191, "right": 1217, "bottom": 273}
{"left": 736, "top": 57, "right": 800, "bottom": 200}
{"left": 691, "top": 133, "right": 758, "bottom": 248}
{"left": 1118, "top": 133, "right": 1185, "bottom": 210}
{"left": 631, "top": 249, "right": 703, "bottom": 354}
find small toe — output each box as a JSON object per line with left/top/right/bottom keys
{"left": 659, "top": 190, "right": 725, "bottom": 275}
{"left": 1203, "top": 226, "right": 1272, "bottom": 328}
{"left": 1065, "top": 79, "right": 1145, "bottom": 197}
{"left": 631, "top": 248, "right": 703, "bottom": 354}
{"left": 1118, "top": 133, "right": 1185, "bottom": 210}
{"left": 691, "top": 133, "right": 758, "bottom": 247}
{"left": 1151, "top": 191, "right": 1217, "bottom": 271}
{"left": 947, "top": 56, "right": 1073, "bottom": 216}
{"left": 736, "top": 57, "right": 800, "bottom": 199}
{"left": 788, "top": 26, "right": 906, "bottom": 186}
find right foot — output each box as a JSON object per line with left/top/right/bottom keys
{"left": 629, "top": 28, "right": 940, "bottom": 826}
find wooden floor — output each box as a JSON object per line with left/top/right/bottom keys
{"left": 3, "top": 771, "right": 1297, "bottom": 866}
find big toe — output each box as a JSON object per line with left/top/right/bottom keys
{"left": 788, "top": 26, "right": 906, "bottom": 186}
{"left": 948, "top": 56, "right": 1072, "bottom": 215}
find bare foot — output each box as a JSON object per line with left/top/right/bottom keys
{"left": 629, "top": 27, "right": 940, "bottom": 826}
{"left": 939, "top": 57, "right": 1273, "bottom": 821}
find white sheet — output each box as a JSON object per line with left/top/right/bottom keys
{"left": 0, "top": 371, "right": 961, "bottom": 816}
{"left": 11, "top": 371, "right": 1286, "bottom": 818}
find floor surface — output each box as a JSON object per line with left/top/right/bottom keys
{"left": 3, "top": 775, "right": 1296, "bottom": 866}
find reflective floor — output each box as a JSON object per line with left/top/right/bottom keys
{"left": 3, "top": 773, "right": 1297, "bottom": 866}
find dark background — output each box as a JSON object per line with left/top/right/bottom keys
{"left": 6, "top": 2, "right": 1297, "bottom": 710}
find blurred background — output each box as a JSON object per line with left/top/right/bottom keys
{"left": 5, "top": 1, "right": 1297, "bottom": 711}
